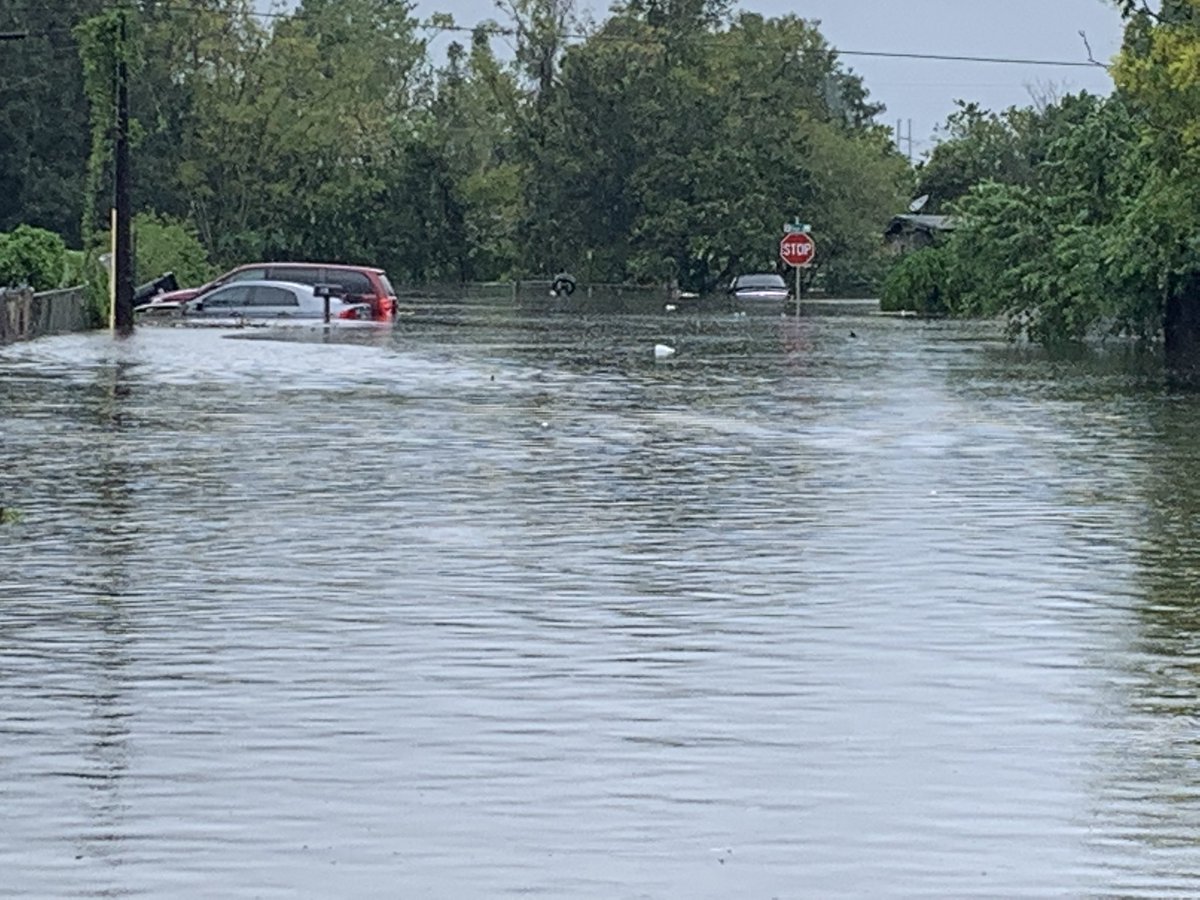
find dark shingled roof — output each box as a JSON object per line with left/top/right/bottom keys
{"left": 885, "top": 214, "right": 957, "bottom": 237}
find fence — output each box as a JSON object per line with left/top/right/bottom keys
{"left": 403, "top": 280, "right": 669, "bottom": 301}
{"left": 0, "top": 286, "right": 95, "bottom": 345}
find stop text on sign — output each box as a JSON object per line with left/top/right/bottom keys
{"left": 780, "top": 232, "right": 815, "bottom": 268}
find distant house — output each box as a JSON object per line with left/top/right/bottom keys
{"left": 884, "top": 214, "right": 957, "bottom": 253}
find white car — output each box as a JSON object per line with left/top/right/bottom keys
{"left": 135, "top": 280, "right": 372, "bottom": 323}
{"left": 729, "top": 273, "right": 791, "bottom": 302}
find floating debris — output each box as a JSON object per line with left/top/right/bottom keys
{"left": 654, "top": 343, "right": 676, "bottom": 359}
{"left": 0, "top": 506, "right": 22, "bottom": 524}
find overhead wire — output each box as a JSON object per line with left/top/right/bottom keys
{"left": 0, "top": 1, "right": 1108, "bottom": 69}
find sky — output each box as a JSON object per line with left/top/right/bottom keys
{"left": 416, "top": 0, "right": 1127, "bottom": 160}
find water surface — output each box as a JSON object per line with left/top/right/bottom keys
{"left": 2, "top": 296, "right": 1199, "bottom": 897}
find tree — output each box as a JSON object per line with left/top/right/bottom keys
{"left": 0, "top": 0, "right": 103, "bottom": 243}
{"left": 496, "top": 0, "right": 577, "bottom": 99}
{"left": 886, "top": 92, "right": 1150, "bottom": 344}
{"left": 436, "top": 29, "right": 526, "bottom": 279}
{"left": 517, "top": 9, "right": 907, "bottom": 290}
{"left": 41, "top": 0, "right": 906, "bottom": 293}
{"left": 915, "top": 95, "right": 1114, "bottom": 213}
{"left": 1112, "top": 0, "right": 1200, "bottom": 366}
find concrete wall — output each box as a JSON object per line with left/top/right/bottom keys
{"left": 0, "top": 286, "right": 95, "bottom": 345}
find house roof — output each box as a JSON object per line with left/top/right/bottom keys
{"left": 885, "top": 214, "right": 957, "bottom": 237}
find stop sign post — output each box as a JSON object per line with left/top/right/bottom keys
{"left": 780, "top": 232, "right": 815, "bottom": 268}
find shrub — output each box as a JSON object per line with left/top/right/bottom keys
{"left": 880, "top": 246, "right": 958, "bottom": 316}
{"left": 134, "top": 212, "right": 214, "bottom": 288}
{"left": 0, "top": 225, "right": 68, "bottom": 291}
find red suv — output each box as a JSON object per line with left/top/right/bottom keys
{"left": 146, "top": 262, "right": 398, "bottom": 320}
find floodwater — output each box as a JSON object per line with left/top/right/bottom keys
{"left": 2, "top": 293, "right": 1200, "bottom": 898}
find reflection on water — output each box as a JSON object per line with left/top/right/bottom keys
{"left": 4, "top": 299, "right": 1200, "bottom": 896}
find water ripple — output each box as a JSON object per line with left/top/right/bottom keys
{"left": 0, "top": 305, "right": 1197, "bottom": 897}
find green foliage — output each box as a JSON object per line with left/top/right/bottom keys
{"left": 80, "top": 249, "right": 111, "bottom": 324}
{"left": 0, "top": 225, "right": 68, "bottom": 291}
{"left": 75, "top": 9, "right": 142, "bottom": 251}
{"left": 134, "top": 213, "right": 214, "bottom": 287}
{"left": 62, "top": 250, "right": 87, "bottom": 287}
{"left": 916, "top": 102, "right": 1039, "bottom": 212}
{"left": 0, "top": 0, "right": 99, "bottom": 243}
{"left": 899, "top": 89, "right": 1169, "bottom": 345}
{"left": 880, "top": 247, "right": 957, "bottom": 316}
{"left": 520, "top": 10, "right": 907, "bottom": 290}
{"left": 24, "top": 1, "right": 904, "bottom": 293}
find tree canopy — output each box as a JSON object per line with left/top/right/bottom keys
{"left": 2, "top": 0, "right": 908, "bottom": 293}
{"left": 881, "top": 0, "right": 1200, "bottom": 363}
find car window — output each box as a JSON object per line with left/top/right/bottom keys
{"left": 203, "top": 285, "right": 254, "bottom": 308}
{"left": 226, "top": 268, "right": 268, "bottom": 283}
{"left": 377, "top": 273, "right": 396, "bottom": 295}
{"left": 737, "top": 274, "right": 786, "bottom": 289}
{"left": 249, "top": 285, "right": 300, "bottom": 307}
{"left": 326, "top": 271, "right": 373, "bottom": 295}
{"left": 269, "top": 266, "right": 321, "bottom": 285}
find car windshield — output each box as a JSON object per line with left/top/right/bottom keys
{"left": 737, "top": 274, "right": 787, "bottom": 289}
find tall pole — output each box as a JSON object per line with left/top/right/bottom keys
{"left": 112, "top": 11, "right": 133, "bottom": 333}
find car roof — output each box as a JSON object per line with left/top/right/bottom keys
{"left": 736, "top": 273, "right": 786, "bottom": 283}
{"left": 230, "top": 261, "right": 385, "bottom": 274}
{"left": 208, "top": 279, "right": 315, "bottom": 293}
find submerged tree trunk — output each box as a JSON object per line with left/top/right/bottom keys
{"left": 1165, "top": 274, "right": 1200, "bottom": 381}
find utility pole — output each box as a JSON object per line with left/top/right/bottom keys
{"left": 112, "top": 11, "right": 133, "bottom": 333}
{"left": 895, "top": 118, "right": 914, "bottom": 163}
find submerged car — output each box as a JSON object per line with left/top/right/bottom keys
{"left": 138, "top": 261, "right": 398, "bottom": 320}
{"left": 136, "top": 280, "right": 372, "bottom": 323}
{"left": 729, "top": 273, "right": 791, "bottom": 302}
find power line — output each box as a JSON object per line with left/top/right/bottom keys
{"left": 837, "top": 49, "right": 1099, "bottom": 68}
{"left": 0, "top": 4, "right": 1106, "bottom": 69}
{"left": 422, "top": 22, "right": 1104, "bottom": 67}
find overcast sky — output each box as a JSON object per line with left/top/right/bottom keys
{"left": 417, "top": 0, "right": 1126, "bottom": 159}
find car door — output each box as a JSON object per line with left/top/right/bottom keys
{"left": 193, "top": 284, "right": 254, "bottom": 317}
{"left": 245, "top": 284, "right": 302, "bottom": 318}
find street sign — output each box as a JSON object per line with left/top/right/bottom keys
{"left": 780, "top": 232, "right": 815, "bottom": 268}
{"left": 784, "top": 221, "right": 811, "bottom": 234}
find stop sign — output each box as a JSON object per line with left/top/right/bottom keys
{"left": 780, "top": 232, "right": 815, "bottom": 268}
